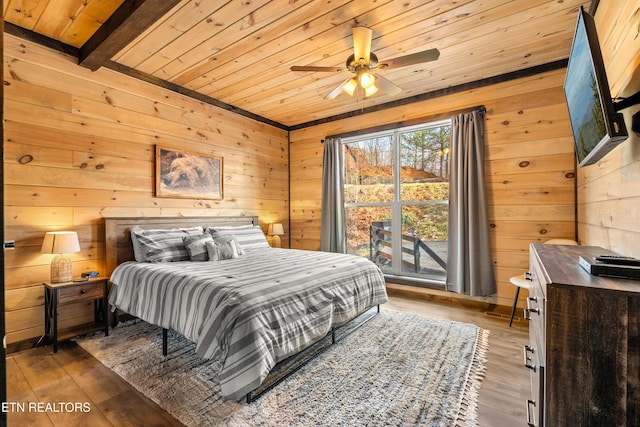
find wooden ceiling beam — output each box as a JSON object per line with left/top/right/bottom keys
{"left": 79, "top": 0, "right": 181, "bottom": 71}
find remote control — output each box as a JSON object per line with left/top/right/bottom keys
{"left": 595, "top": 255, "right": 640, "bottom": 266}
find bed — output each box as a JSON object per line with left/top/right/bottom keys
{"left": 105, "top": 216, "right": 388, "bottom": 402}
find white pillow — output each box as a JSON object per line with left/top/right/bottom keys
{"left": 206, "top": 239, "right": 239, "bottom": 261}
{"left": 183, "top": 233, "right": 214, "bottom": 261}
{"left": 209, "top": 233, "right": 245, "bottom": 255}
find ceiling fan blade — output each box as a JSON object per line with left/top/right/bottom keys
{"left": 291, "top": 66, "right": 345, "bottom": 72}
{"left": 324, "top": 79, "right": 351, "bottom": 100}
{"left": 380, "top": 48, "right": 440, "bottom": 69}
{"left": 374, "top": 74, "right": 402, "bottom": 96}
{"left": 352, "top": 26, "right": 372, "bottom": 63}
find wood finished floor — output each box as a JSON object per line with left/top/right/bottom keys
{"left": 6, "top": 289, "right": 529, "bottom": 426}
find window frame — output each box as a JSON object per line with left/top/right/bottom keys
{"left": 341, "top": 118, "right": 452, "bottom": 282}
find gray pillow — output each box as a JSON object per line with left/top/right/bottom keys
{"left": 206, "top": 225, "right": 269, "bottom": 252}
{"left": 208, "top": 231, "right": 245, "bottom": 255}
{"left": 130, "top": 226, "right": 203, "bottom": 262}
{"left": 183, "top": 233, "right": 214, "bottom": 261}
{"left": 206, "top": 239, "right": 239, "bottom": 261}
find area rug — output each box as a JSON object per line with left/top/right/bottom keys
{"left": 76, "top": 311, "right": 489, "bottom": 426}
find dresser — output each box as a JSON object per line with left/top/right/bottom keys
{"left": 525, "top": 244, "right": 640, "bottom": 426}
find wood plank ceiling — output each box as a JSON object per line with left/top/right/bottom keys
{"left": 4, "top": 0, "right": 593, "bottom": 128}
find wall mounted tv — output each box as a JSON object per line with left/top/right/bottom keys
{"left": 564, "top": 6, "right": 628, "bottom": 167}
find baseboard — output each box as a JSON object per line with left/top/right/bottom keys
{"left": 6, "top": 312, "right": 139, "bottom": 355}
{"left": 6, "top": 336, "right": 43, "bottom": 355}
{"left": 385, "top": 282, "right": 511, "bottom": 315}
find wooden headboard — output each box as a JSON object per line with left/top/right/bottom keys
{"left": 104, "top": 216, "right": 259, "bottom": 276}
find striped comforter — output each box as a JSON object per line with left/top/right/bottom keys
{"left": 109, "top": 248, "right": 388, "bottom": 401}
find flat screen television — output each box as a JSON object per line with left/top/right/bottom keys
{"left": 564, "top": 6, "right": 628, "bottom": 167}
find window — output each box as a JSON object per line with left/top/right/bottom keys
{"left": 342, "top": 120, "right": 451, "bottom": 283}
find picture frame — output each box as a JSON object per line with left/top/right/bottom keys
{"left": 155, "top": 145, "right": 223, "bottom": 200}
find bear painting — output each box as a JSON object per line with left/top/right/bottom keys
{"left": 156, "top": 147, "right": 223, "bottom": 199}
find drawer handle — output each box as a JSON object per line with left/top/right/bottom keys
{"left": 526, "top": 399, "right": 537, "bottom": 426}
{"left": 523, "top": 345, "right": 536, "bottom": 371}
{"left": 526, "top": 296, "right": 540, "bottom": 314}
{"left": 80, "top": 289, "right": 86, "bottom": 294}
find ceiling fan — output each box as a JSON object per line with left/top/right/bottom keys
{"left": 290, "top": 26, "right": 440, "bottom": 100}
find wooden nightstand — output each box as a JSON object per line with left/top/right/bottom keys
{"left": 43, "top": 277, "right": 109, "bottom": 353}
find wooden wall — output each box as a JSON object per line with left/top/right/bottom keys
{"left": 6, "top": 0, "right": 636, "bottom": 345}
{"left": 579, "top": 0, "right": 640, "bottom": 257}
{"left": 3, "top": 34, "right": 289, "bottom": 344}
{"left": 289, "top": 69, "right": 577, "bottom": 308}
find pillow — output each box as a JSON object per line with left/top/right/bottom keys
{"left": 208, "top": 231, "right": 245, "bottom": 255}
{"left": 183, "top": 233, "right": 214, "bottom": 261}
{"left": 206, "top": 239, "right": 239, "bottom": 261}
{"left": 207, "top": 225, "right": 269, "bottom": 251}
{"left": 130, "top": 226, "right": 203, "bottom": 262}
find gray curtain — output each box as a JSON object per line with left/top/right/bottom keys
{"left": 446, "top": 110, "right": 496, "bottom": 296}
{"left": 320, "top": 137, "right": 346, "bottom": 253}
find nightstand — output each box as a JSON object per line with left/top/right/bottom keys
{"left": 43, "top": 277, "right": 109, "bottom": 353}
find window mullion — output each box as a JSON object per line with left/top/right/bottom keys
{"left": 391, "top": 130, "right": 402, "bottom": 275}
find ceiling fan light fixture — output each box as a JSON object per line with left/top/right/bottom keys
{"left": 358, "top": 71, "right": 375, "bottom": 89}
{"left": 364, "top": 85, "right": 378, "bottom": 97}
{"left": 291, "top": 25, "right": 440, "bottom": 101}
{"left": 342, "top": 78, "right": 358, "bottom": 96}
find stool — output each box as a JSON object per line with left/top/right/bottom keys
{"left": 509, "top": 274, "right": 531, "bottom": 327}
{"left": 509, "top": 239, "right": 578, "bottom": 327}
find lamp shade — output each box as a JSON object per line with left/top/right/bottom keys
{"left": 268, "top": 223, "right": 285, "bottom": 236}
{"left": 41, "top": 231, "right": 81, "bottom": 254}
{"left": 342, "top": 78, "right": 358, "bottom": 96}
{"left": 267, "top": 223, "right": 284, "bottom": 248}
{"left": 41, "top": 231, "right": 81, "bottom": 282}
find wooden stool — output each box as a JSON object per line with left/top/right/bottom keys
{"left": 509, "top": 274, "right": 531, "bottom": 327}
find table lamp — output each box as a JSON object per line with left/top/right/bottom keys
{"left": 268, "top": 223, "right": 284, "bottom": 248}
{"left": 41, "top": 231, "right": 81, "bottom": 282}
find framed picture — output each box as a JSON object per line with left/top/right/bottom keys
{"left": 155, "top": 146, "right": 223, "bottom": 199}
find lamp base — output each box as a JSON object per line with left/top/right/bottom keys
{"left": 272, "top": 235, "right": 281, "bottom": 248}
{"left": 51, "top": 254, "right": 73, "bottom": 283}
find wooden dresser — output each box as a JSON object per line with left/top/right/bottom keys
{"left": 525, "top": 244, "right": 640, "bottom": 427}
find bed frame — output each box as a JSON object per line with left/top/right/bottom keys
{"left": 105, "top": 216, "right": 260, "bottom": 330}
{"left": 104, "top": 215, "right": 379, "bottom": 403}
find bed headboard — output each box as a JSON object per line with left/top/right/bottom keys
{"left": 104, "top": 216, "right": 259, "bottom": 276}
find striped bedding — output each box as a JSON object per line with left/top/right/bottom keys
{"left": 109, "top": 247, "right": 387, "bottom": 401}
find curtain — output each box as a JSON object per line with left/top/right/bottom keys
{"left": 446, "top": 110, "right": 496, "bottom": 296}
{"left": 320, "top": 137, "right": 346, "bottom": 253}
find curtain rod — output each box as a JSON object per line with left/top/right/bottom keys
{"left": 321, "top": 105, "right": 486, "bottom": 142}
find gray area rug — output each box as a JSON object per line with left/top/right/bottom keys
{"left": 76, "top": 310, "right": 489, "bottom": 426}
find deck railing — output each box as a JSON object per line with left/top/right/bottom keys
{"left": 369, "top": 221, "right": 447, "bottom": 273}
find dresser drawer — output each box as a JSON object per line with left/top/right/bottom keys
{"left": 57, "top": 281, "right": 105, "bottom": 304}
{"left": 526, "top": 364, "right": 545, "bottom": 427}
{"left": 527, "top": 251, "right": 547, "bottom": 359}
{"left": 526, "top": 245, "right": 549, "bottom": 426}
{"left": 524, "top": 316, "right": 545, "bottom": 427}
{"left": 526, "top": 293, "right": 545, "bottom": 361}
